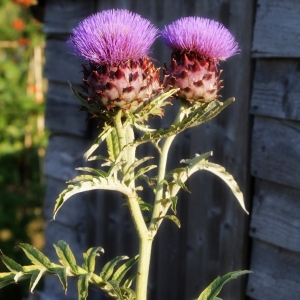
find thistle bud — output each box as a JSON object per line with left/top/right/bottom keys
{"left": 161, "top": 17, "right": 239, "bottom": 104}
{"left": 67, "top": 9, "right": 161, "bottom": 116}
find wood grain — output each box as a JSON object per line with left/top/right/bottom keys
{"left": 250, "top": 59, "right": 300, "bottom": 121}
{"left": 251, "top": 116, "right": 300, "bottom": 189}
{"left": 252, "top": 0, "right": 300, "bottom": 57}
{"left": 44, "top": 134, "right": 89, "bottom": 182}
{"left": 250, "top": 179, "right": 300, "bottom": 253}
{"left": 44, "top": 0, "right": 93, "bottom": 34}
{"left": 45, "top": 38, "right": 85, "bottom": 84}
{"left": 247, "top": 239, "right": 300, "bottom": 300}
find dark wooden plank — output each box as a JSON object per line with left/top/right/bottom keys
{"left": 250, "top": 59, "right": 300, "bottom": 121}
{"left": 45, "top": 38, "right": 85, "bottom": 84}
{"left": 250, "top": 179, "right": 300, "bottom": 253}
{"left": 247, "top": 239, "right": 300, "bottom": 300}
{"left": 44, "top": 0, "right": 93, "bottom": 34}
{"left": 44, "top": 134, "right": 90, "bottom": 182}
{"left": 252, "top": 0, "right": 300, "bottom": 57}
{"left": 251, "top": 116, "right": 300, "bottom": 189}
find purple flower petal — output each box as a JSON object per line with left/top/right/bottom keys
{"left": 161, "top": 17, "right": 239, "bottom": 60}
{"left": 67, "top": 9, "right": 159, "bottom": 65}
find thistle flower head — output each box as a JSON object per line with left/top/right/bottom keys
{"left": 161, "top": 17, "right": 239, "bottom": 103}
{"left": 67, "top": 9, "right": 159, "bottom": 65}
{"left": 67, "top": 9, "right": 162, "bottom": 117}
{"left": 161, "top": 17, "right": 239, "bottom": 61}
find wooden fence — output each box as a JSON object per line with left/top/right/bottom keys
{"left": 42, "top": 1, "right": 255, "bottom": 299}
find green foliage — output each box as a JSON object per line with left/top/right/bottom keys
{"left": 0, "top": 241, "right": 138, "bottom": 300}
{"left": 196, "top": 270, "right": 252, "bottom": 300}
{"left": 0, "top": 0, "right": 46, "bottom": 298}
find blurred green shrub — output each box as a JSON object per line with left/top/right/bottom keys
{"left": 0, "top": 0, "right": 46, "bottom": 298}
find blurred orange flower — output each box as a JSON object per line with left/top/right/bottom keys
{"left": 12, "top": 18, "right": 25, "bottom": 31}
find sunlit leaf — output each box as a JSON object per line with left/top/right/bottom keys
{"left": 197, "top": 270, "right": 252, "bottom": 300}
{"left": 29, "top": 268, "right": 47, "bottom": 293}
{"left": 82, "top": 247, "right": 104, "bottom": 273}
{"left": 160, "top": 215, "right": 181, "bottom": 228}
{"left": 112, "top": 255, "right": 139, "bottom": 283}
{"left": 100, "top": 256, "right": 129, "bottom": 281}
{"left": 78, "top": 273, "right": 92, "bottom": 300}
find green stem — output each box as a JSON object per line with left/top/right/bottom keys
{"left": 113, "top": 110, "right": 151, "bottom": 300}
{"left": 149, "top": 103, "right": 187, "bottom": 234}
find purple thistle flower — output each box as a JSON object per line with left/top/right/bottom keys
{"left": 161, "top": 17, "right": 239, "bottom": 60}
{"left": 67, "top": 9, "right": 162, "bottom": 116}
{"left": 161, "top": 16, "right": 239, "bottom": 103}
{"left": 67, "top": 9, "right": 159, "bottom": 65}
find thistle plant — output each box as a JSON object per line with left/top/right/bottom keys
{"left": 0, "top": 9, "right": 251, "bottom": 300}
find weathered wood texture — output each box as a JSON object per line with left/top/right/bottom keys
{"left": 43, "top": 0, "right": 254, "bottom": 299}
{"left": 250, "top": 179, "right": 300, "bottom": 253}
{"left": 248, "top": 0, "right": 300, "bottom": 299}
{"left": 251, "top": 116, "right": 300, "bottom": 189}
{"left": 250, "top": 59, "right": 300, "bottom": 121}
{"left": 247, "top": 239, "right": 300, "bottom": 300}
{"left": 252, "top": 0, "right": 300, "bottom": 57}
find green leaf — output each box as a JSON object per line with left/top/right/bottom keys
{"left": 123, "top": 273, "right": 137, "bottom": 289}
{"left": 106, "top": 127, "right": 120, "bottom": 162}
{"left": 29, "top": 268, "right": 47, "bottom": 293}
{"left": 53, "top": 240, "right": 82, "bottom": 274}
{"left": 160, "top": 215, "right": 181, "bottom": 228}
{"left": 106, "top": 280, "right": 123, "bottom": 299}
{"left": 100, "top": 256, "right": 129, "bottom": 281}
{"left": 193, "top": 160, "right": 248, "bottom": 214}
{"left": 135, "top": 98, "right": 234, "bottom": 147}
{"left": 49, "top": 266, "right": 68, "bottom": 293}
{"left": 0, "top": 252, "right": 23, "bottom": 272}
{"left": 112, "top": 255, "right": 139, "bottom": 283}
{"left": 78, "top": 273, "right": 92, "bottom": 300}
{"left": 82, "top": 247, "right": 104, "bottom": 273}
{"left": 76, "top": 167, "right": 108, "bottom": 178}
{"left": 138, "top": 200, "right": 154, "bottom": 212}
{"left": 197, "top": 270, "right": 252, "bottom": 300}
{"left": 0, "top": 272, "right": 17, "bottom": 288}
{"left": 53, "top": 176, "right": 133, "bottom": 219}
{"left": 121, "top": 287, "right": 136, "bottom": 299}
{"left": 83, "top": 124, "right": 114, "bottom": 160}
{"left": 18, "top": 244, "right": 52, "bottom": 269}
{"left": 131, "top": 165, "right": 157, "bottom": 182}
{"left": 167, "top": 196, "right": 178, "bottom": 215}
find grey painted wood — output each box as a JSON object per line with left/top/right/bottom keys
{"left": 247, "top": 239, "right": 300, "bottom": 300}
{"left": 45, "top": 38, "right": 85, "bottom": 84}
{"left": 44, "top": 134, "right": 88, "bottom": 182}
{"left": 252, "top": 0, "right": 300, "bottom": 57}
{"left": 250, "top": 59, "right": 300, "bottom": 121}
{"left": 251, "top": 116, "right": 300, "bottom": 189}
{"left": 250, "top": 179, "right": 300, "bottom": 253}
{"left": 44, "top": 0, "right": 93, "bottom": 34}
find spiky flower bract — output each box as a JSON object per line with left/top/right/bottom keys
{"left": 161, "top": 17, "right": 239, "bottom": 103}
{"left": 67, "top": 9, "right": 161, "bottom": 117}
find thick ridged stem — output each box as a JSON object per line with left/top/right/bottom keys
{"left": 113, "top": 110, "right": 151, "bottom": 300}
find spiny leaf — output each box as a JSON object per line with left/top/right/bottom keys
{"left": 135, "top": 98, "right": 234, "bottom": 146}
{"left": 78, "top": 273, "right": 92, "bottom": 300}
{"left": 0, "top": 252, "right": 23, "bottom": 272}
{"left": 100, "top": 256, "right": 129, "bottom": 281}
{"left": 53, "top": 240, "right": 82, "bottom": 274}
{"left": 82, "top": 247, "right": 104, "bottom": 273}
{"left": 0, "top": 273, "right": 17, "bottom": 288}
{"left": 160, "top": 215, "right": 181, "bottom": 228}
{"left": 49, "top": 266, "right": 68, "bottom": 293}
{"left": 83, "top": 124, "right": 114, "bottom": 160}
{"left": 76, "top": 167, "right": 108, "bottom": 178}
{"left": 138, "top": 200, "right": 154, "bottom": 212}
{"left": 53, "top": 177, "right": 133, "bottom": 219}
{"left": 123, "top": 273, "right": 137, "bottom": 289}
{"left": 112, "top": 255, "right": 139, "bottom": 283}
{"left": 29, "top": 268, "right": 47, "bottom": 293}
{"left": 197, "top": 270, "right": 252, "bottom": 300}
{"left": 189, "top": 159, "right": 248, "bottom": 214}
{"left": 18, "top": 244, "right": 52, "bottom": 269}
{"left": 120, "top": 287, "right": 136, "bottom": 299}
{"left": 106, "top": 127, "right": 120, "bottom": 162}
